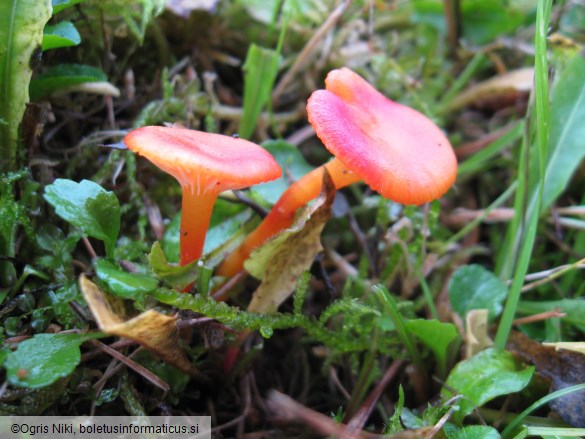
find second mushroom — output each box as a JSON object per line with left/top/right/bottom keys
{"left": 217, "top": 67, "right": 458, "bottom": 279}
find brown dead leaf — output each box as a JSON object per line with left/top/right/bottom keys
{"left": 245, "top": 170, "right": 335, "bottom": 314}
{"left": 79, "top": 274, "right": 201, "bottom": 378}
{"left": 446, "top": 67, "right": 534, "bottom": 112}
{"left": 507, "top": 331, "right": 585, "bottom": 427}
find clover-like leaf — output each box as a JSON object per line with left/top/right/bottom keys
{"left": 448, "top": 265, "right": 508, "bottom": 322}
{"left": 44, "top": 179, "right": 120, "bottom": 259}
{"left": 5, "top": 333, "right": 102, "bottom": 388}
{"left": 443, "top": 348, "right": 534, "bottom": 423}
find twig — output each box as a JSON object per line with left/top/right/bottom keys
{"left": 315, "top": 253, "right": 336, "bottom": 297}
{"left": 512, "top": 310, "right": 566, "bottom": 326}
{"left": 347, "top": 360, "right": 404, "bottom": 431}
{"left": 231, "top": 190, "right": 268, "bottom": 218}
{"left": 329, "top": 367, "right": 352, "bottom": 400}
{"left": 194, "top": 102, "right": 302, "bottom": 124}
{"left": 266, "top": 390, "right": 369, "bottom": 439}
{"left": 212, "top": 269, "right": 247, "bottom": 301}
{"left": 348, "top": 211, "right": 378, "bottom": 277}
{"left": 443, "top": 0, "right": 461, "bottom": 58}
{"left": 325, "top": 246, "right": 359, "bottom": 278}
{"left": 82, "top": 237, "right": 98, "bottom": 260}
{"left": 286, "top": 124, "right": 315, "bottom": 147}
{"left": 515, "top": 257, "right": 585, "bottom": 292}
{"left": 81, "top": 338, "right": 137, "bottom": 362}
{"left": 425, "top": 404, "right": 459, "bottom": 438}
{"left": 272, "top": 0, "right": 353, "bottom": 102}
{"left": 88, "top": 340, "right": 170, "bottom": 393}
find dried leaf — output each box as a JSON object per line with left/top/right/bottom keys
{"left": 543, "top": 342, "right": 585, "bottom": 355}
{"left": 79, "top": 275, "right": 200, "bottom": 377}
{"left": 447, "top": 67, "right": 534, "bottom": 112}
{"left": 465, "top": 309, "right": 493, "bottom": 358}
{"left": 507, "top": 331, "right": 585, "bottom": 427}
{"left": 246, "top": 170, "right": 335, "bottom": 314}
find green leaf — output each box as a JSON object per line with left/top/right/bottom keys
{"left": 239, "top": 44, "right": 281, "bottom": 139}
{"left": 161, "top": 214, "right": 180, "bottom": 263}
{"left": 29, "top": 64, "right": 107, "bottom": 101}
{"left": 412, "top": 0, "right": 527, "bottom": 45}
{"left": 94, "top": 259, "right": 158, "bottom": 299}
{"left": 35, "top": 224, "right": 78, "bottom": 281}
{"left": 405, "top": 319, "right": 460, "bottom": 377}
{"left": 459, "top": 0, "right": 526, "bottom": 45}
{"left": 443, "top": 348, "right": 534, "bottom": 423}
{"left": 0, "top": 0, "right": 52, "bottom": 171}
{"left": 204, "top": 207, "right": 252, "bottom": 255}
{"left": 42, "top": 21, "right": 81, "bottom": 51}
{"left": 534, "top": 53, "right": 585, "bottom": 211}
{"left": 448, "top": 265, "right": 508, "bottom": 322}
{"left": 43, "top": 179, "right": 120, "bottom": 259}
{"left": 252, "top": 140, "right": 314, "bottom": 204}
{"left": 5, "top": 333, "right": 103, "bottom": 388}
{"left": 148, "top": 242, "right": 198, "bottom": 290}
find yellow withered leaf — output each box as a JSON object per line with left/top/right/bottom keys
{"left": 246, "top": 169, "right": 335, "bottom": 314}
{"left": 543, "top": 342, "right": 585, "bottom": 356}
{"left": 79, "top": 274, "right": 200, "bottom": 377}
{"left": 465, "top": 309, "right": 493, "bottom": 358}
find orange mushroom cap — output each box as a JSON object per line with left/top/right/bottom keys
{"left": 307, "top": 68, "right": 457, "bottom": 205}
{"left": 125, "top": 126, "right": 281, "bottom": 268}
{"left": 124, "top": 126, "right": 282, "bottom": 193}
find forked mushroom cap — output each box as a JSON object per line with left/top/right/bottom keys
{"left": 124, "top": 126, "right": 282, "bottom": 192}
{"left": 307, "top": 68, "right": 457, "bottom": 205}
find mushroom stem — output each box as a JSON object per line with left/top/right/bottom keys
{"left": 216, "top": 158, "right": 361, "bottom": 278}
{"left": 180, "top": 187, "right": 218, "bottom": 266}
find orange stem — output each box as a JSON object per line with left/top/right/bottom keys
{"left": 180, "top": 187, "right": 218, "bottom": 266}
{"left": 216, "top": 158, "right": 361, "bottom": 278}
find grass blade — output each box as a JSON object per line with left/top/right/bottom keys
{"left": 494, "top": 0, "right": 552, "bottom": 350}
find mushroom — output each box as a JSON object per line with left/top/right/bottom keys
{"left": 124, "top": 126, "right": 282, "bottom": 266}
{"left": 216, "top": 68, "right": 457, "bottom": 279}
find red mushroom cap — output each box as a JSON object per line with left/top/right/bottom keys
{"left": 124, "top": 126, "right": 282, "bottom": 193}
{"left": 307, "top": 68, "right": 457, "bottom": 205}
